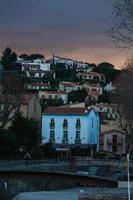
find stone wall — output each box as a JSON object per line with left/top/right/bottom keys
{"left": 0, "top": 171, "right": 117, "bottom": 199}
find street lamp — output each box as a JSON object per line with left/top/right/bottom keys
{"left": 127, "top": 153, "right": 130, "bottom": 200}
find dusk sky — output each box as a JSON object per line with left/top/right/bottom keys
{"left": 0, "top": 0, "right": 131, "bottom": 68}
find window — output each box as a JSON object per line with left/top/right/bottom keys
{"left": 76, "top": 131, "right": 80, "bottom": 140}
{"left": 63, "top": 131, "right": 68, "bottom": 140}
{"left": 50, "top": 118, "right": 55, "bottom": 128}
{"left": 49, "top": 95, "right": 52, "bottom": 99}
{"left": 63, "top": 119, "right": 68, "bottom": 128}
{"left": 50, "top": 130, "right": 55, "bottom": 141}
{"left": 112, "top": 135, "right": 117, "bottom": 144}
{"left": 76, "top": 118, "right": 81, "bottom": 129}
{"left": 112, "top": 145, "right": 117, "bottom": 153}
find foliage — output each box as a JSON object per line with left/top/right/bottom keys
{"left": 52, "top": 63, "right": 77, "bottom": 81}
{"left": 43, "top": 73, "right": 52, "bottom": 82}
{"left": 98, "top": 91, "right": 111, "bottom": 103}
{"left": 68, "top": 89, "right": 87, "bottom": 103}
{"left": 0, "top": 129, "right": 17, "bottom": 159}
{"left": 10, "top": 113, "right": 39, "bottom": 153}
{"left": 0, "top": 73, "right": 26, "bottom": 128}
{"left": 93, "top": 62, "right": 120, "bottom": 83}
{"left": 19, "top": 53, "right": 44, "bottom": 60}
{"left": 1, "top": 47, "right": 17, "bottom": 71}
{"left": 31, "top": 145, "right": 44, "bottom": 159}
{"left": 40, "top": 98, "right": 63, "bottom": 110}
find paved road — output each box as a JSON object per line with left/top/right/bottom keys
{"left": 12, "top": 187, "right": 133, "bottom": 200}
{"left": 12, "top": 187, "right": 103, "bottom": 200}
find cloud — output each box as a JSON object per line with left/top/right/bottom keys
{"left": 0, "top": 0, "right": 126, "bottom": 67}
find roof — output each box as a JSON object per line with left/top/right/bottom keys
{"left": 77, "top": 71, "right": 105, "bottom": 77}
{"left": 89, "top": 71, "right": 105, "bottom": 77}
{"left": 29, "top": 82, "right": 50, "bottom": 86}
{"left": 54, "top": 56, "right": 73, "bottom": 62}
{"left": 29, "top": 70, "right": 51, "bottom": 74}
{"left": 22, "top": 63, "right": 40, "bottom": 67}
{"left": 45, "top": 91, "right": 67, "bottom": 95}
{"left": 43, "top": 107, "right": 93, "bottom": 115}
{"left": 84, "top": 83, "right": 101, "bottom": 88}
{"left": 60, "top": 82, "right": 81, "bottom": 87}
{"left": 101, "top": 129, "right": 126, "bottom": 136}
{"left": 94, "top": 103, "right": 116, "bottom": 108}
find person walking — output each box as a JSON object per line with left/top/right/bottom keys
{"left": 24, "top": 152, "right": 31, "bottom": 167}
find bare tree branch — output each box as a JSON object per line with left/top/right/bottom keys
{"left": 0, "top": 73, "right": 26, "bottom": 129}
{"left": 109, "top": 0, "right": 133, "bottom": 48}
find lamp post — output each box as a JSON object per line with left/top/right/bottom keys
{"left": 127, "top": 153, "right": 130, "bottom": 200}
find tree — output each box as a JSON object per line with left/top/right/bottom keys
{"left": 113, "top": 65, "right": 133, "bottom": 155}
{"left": 52, "top": 63, "right": 77, "bottom": 81}
{"left": 98, "top": 90, "right": 111, "bottom": 103}
{"left": 0, "top": 73, "right": 26, "bottom": 128}
{"left": 68, "top": 89, "right": 87, "bottom": 103}
{"left": 29, "top": 54, "right": 44, "bottom": 60}
{"left": 93, "top": 62, "right": 120, "bottom": 83}
{"left": 1, "top": 47, "right": 17, "bottom": 71}
{"left": 19, "top": 54, "right": 29, "bottom": 60}
{"left": 0, "top": 129, "right": 17, "bottom": 159}
{"left": 109, "top": 0, "right": 133, "bottom": 48}
{"left": 10, "top": 113, "right": 39, "bottom": 153}
{"left": 40, "top": 98, "right": 63, "bottom": 111}
{"left": 19, "top": 53, "right": 44, "bottom": 60}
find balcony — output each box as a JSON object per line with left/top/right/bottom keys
{"left": 76, "top": 125, "right": 81, "bottom": 130}
{"left": 63, "top": 126, "right": 68, "bottom": 130}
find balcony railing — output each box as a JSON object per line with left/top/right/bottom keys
{"left": 76, "top": 125, "right": 81, "bottom": 129}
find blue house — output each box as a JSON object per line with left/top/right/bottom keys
{"left": 42, "top": 107, "right": 100, "bottom": 157}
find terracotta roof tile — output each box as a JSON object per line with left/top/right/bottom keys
{"left": 46, "top": 91, "right": 67, "bottom": 95}
{"left": 43, "top": 107, "right": 92, "bottom": 115}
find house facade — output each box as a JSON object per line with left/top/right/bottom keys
{"left": 26, "top": 70, "right": 52, "bottom": 79}
{"left": 21, "top": 58, "right": 50, "bottom": 72}
{"left": 42, "top": 107, "right": 100, "bottom": 156}
{"left": 77, "top": 71, "right": 106, "bottom": 83}
{"left": 59, "top": 82, "right": 82, "bottom": 93}
{"left": 100, "top": 130, "right": 126, "bottom": 155}
{"left": 20, "top": 93, "right": 41, "bottom": 122}
{"left": 91, "top": 103, "right": 118, "bottom": 122}
{"left": 74, "top": 62, "right": 92, "bottom": 72}
{"left": 27, "top": 82, "right": 50, "bottom": 90}
{"left": 53, "top": 56, "right": 74, "bottom": 68}
{"left": 83, "top": 83, "right": 103, "bottom": 95}
{"left": 39, "top": 90, "right": 68, "bottom": 104}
